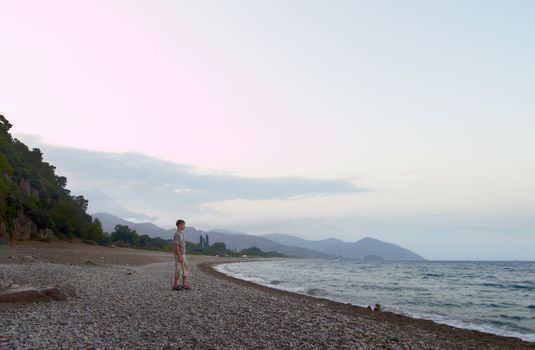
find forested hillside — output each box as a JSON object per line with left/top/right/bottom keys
{"left": 0, "top": 115, "right": 105, "bottom": 243}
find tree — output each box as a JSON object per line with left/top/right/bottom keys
{"left": 56, "top": 176, "right": 67, "bottom": 189}
{"left": 208, "top": 242, "right": 226, "bottom": 255}
{"left": 0, "top": 154, "right": 12, "bottom": 175}
{"left": 111, "top": 225, "right": 139, "bottom": 246}
{"left": 0, "top": 115, "right": 98, "bottom": 242}
{"left": 0, "top": 115, "right": 13, "bottom": 133}
{"left": 88, "top": 218, "right": 108, "bottom": 243}
{"left": 241, "top": 246, "right": 263, "bottom": 256}
{"left": 205, "top": 234, "right": 209, "bottom": 247}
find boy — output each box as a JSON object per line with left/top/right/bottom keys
{"left": 172, "top": 219, "right": 190, "bottom": 290}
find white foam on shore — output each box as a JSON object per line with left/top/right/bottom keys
{"left": 388, "top": 306, "right": 535, "bottom": 343}
{"left": 214, "top": 262, "right": 535, "bottom": 343}
{"left": 214, "top": 263, "right": 306, "bottom": 293}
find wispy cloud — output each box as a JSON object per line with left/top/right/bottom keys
{"left": 17, "top": 134, "right": 366, "bottom": 221}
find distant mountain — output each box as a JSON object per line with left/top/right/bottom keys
{"left": 191, "top": 230, "right": 333, "bottom": 258}
{"left": 352, "top": 237, "right": 424, "bottom": 261}
{"left": 210, "top": 228, "right": 248, "bottom": 235}
{"left": 92, "top": 213, "right": 172, "bottom": 238}
{"left": 83, "top": 189, "right": 156, "bottom": 221}
{"left": 93, "top": 213, "right": 333, "bottom": 258}
{"left": 263, "top": 233, "right": 424, "bottom": 261}
{"left": 92, "top": 213, "right": 423, "bottom": 260}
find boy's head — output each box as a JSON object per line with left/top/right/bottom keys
{"left": 176, "top": 219, "right": 186, "bottom": 231}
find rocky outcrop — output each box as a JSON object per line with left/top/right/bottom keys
{"left": 13, "top": 213, "right": 38, "bottom": 240}
{"left": 1, "top": 216, "right": 56, "bottom": 243}
{"left": 19, "top": 179, "right": 31, "bottom": 197}
{"left": 39, "top": 228, "right": 57, "bottom": 241}
{"left": 19, "top": 179, "right": 39, "bottom": 198}
{"left": 0, "top": 285, "right": 77, "bottom": 303}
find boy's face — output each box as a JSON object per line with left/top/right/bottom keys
{"left": 179, "top": 222, "right": 186, "bottom": 231}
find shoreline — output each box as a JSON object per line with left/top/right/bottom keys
{"left": 201, "top": 260, "right": 535, "bottom": 349}
{"left": 2, "top": 241, "right": 535, "bottom": 349}
{"left": 210, "top": 260, "right": 535, "bottom": 343}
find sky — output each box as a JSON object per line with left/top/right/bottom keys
{"left": 1, "top": 1, "right": 534, "bottom": 260}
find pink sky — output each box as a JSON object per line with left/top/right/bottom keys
{"left": 1, "top": 1, "right": 534, "bottom": 259}
{"left": 1, "top": 1, "right": 283, "bottom": 171}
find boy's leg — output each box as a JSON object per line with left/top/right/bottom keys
{"left": 173, "top": 254, "right": 180, "bottom": 288}
{"left": 178, "top": 258, "right": 184, "bottom": 285}
{"left": 181, "top": 256, "right": 189, "bottom": 287}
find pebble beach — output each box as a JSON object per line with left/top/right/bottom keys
{"left": 1, "top": 241, "right": 534, "bottom": 349}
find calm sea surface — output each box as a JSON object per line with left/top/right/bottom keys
{"left": 216, "top": 259, "right": 535, "bottom": 342}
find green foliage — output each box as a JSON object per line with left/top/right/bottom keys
{"left": 208, "top": 242, "right": 227, "bottom": 255}
{"left": 88, "top": 218, "right": 109, "bottom": 243}
{"left": 111, "top": 225, "right": 140, "bottom": 246}
{"left": 0, "top": 115, "right": 106, "bottom": 242}
{"left": 241, "top": 246, "right": 263, "bottom": 256}
{"left": 0, "top": 153, "right": 12, "bottom": 175}
{"left": 198, "top": 234, "right": 211, "bottom": 249}
{"left": 109, "top": 224, "right": 172, "bottom": 251}
{"left": 0, "top": 115, "right": 289, "bottom": 256}
{"left": 0, "top": 115, "right": 13, "bottom": 136}
{"left": 240, "top": 246, "right": 286, "bottom": 257}
{"left": 187, "top": 235, "right": 287, "bottom": 257}
{"left": 104, "top": 226, "right": 287, "bottom": 256}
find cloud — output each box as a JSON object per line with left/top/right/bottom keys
{"left": 17, "top": 135, "right": 535, "bottom": 260}
{"left": 16, "top": 134, "right": 366, "bottom": 220}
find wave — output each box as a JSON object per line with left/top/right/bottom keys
{"left": 486, "top": 303, "right": 507, "bottom": 308}
{"left": 480, "top": 283, "right": 535, "bottom": 291}
{"left": 214, "top": 261, "right": 535, "bottom": 343}
{"left": 394, "top": 310, "right": 535, "bottom": 343}
{"left": 214, "top": 264, "right": 270, "bottom": 285}
{"left": 306, "top": 288, "right": 324, "bottom": 296}
{"left": 499, "top": 314, "right": 530, "bottom": 321}
{"left": 354, "top": 284, "right": 427, "bottom": 292}
{"left": 423, "top": 273, "right": 443, "bottom": 278}
{"left": 510, "top": 284, "right": 535, "bottom": 291}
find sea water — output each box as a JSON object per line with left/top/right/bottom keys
{"left": 216, "top": 259, "right": 535, "bottom": 342}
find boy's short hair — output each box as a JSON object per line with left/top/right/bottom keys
{"left": 176, "top": 219, "right": 185, "bottom": 227}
